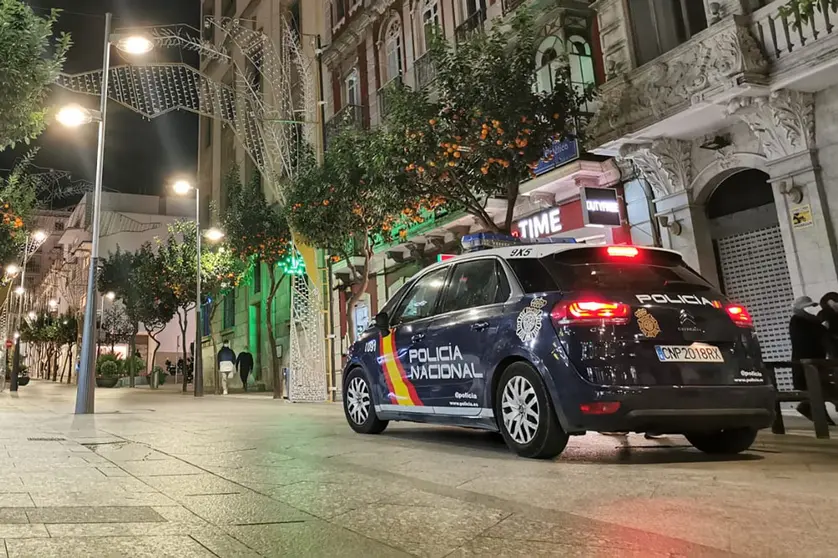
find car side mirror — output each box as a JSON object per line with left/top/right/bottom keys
{"left": 375, "top": 311, "right": 390, "bottom": 334}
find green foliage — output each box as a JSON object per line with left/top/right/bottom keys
{"left": 778, "top": 0, "right": 838, "bottom": 26}
{"left": 157, "top": 221, "right": 199, "bottom": 310}
{"left": 98, "top": 360, "right": 119, "bottom": 378}
{"left": 0, "top": 153, "right": 39, "bottom": 266}
{"left": 222, "top": 167, "right": 292, "bottom": 268}
{"left": 100, "top": 306, "right": 133, "bottom": 348}
{"left": 385, "top": 9, "right": 589, "bottom": 232}
{"left": 0, "top": 0, "right": 71, "bottom": 150}
{"left": 152, "top": 365, "right": 166, "bottom": 385}
{"left": 202, "top": 241, "right": 247, "bottom": 304}
{"left": 286, "top": 125, "right": 422, "bottom": 259}
{"left": 132, "top": 242, "right": 178, "bottom": 335}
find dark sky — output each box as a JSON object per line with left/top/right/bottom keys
{"left": 0, "top": 0, "right": 201, "bottom": 202}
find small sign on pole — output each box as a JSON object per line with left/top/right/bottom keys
{"left": 5, "top": 339, "right": 12, "bottom": 349}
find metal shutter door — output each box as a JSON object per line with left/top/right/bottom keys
{"left": 716, "top": 225, "right": 795, "bottom": 390}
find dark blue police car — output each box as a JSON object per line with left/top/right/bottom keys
{"left": 342, "top": 234, "right": 775, "bottom": 459}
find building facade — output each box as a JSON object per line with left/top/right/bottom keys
{"left": 197, "top": 0, "right": 325, "bottom": 393}
{"left": 588, "top": 0, "right": 838, "bottom": 387}
{"left": 321, "top": 0, "right": 633, "bottom": 391}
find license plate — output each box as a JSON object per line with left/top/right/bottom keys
{"left": 655, "top": 344, "right": 724, "bottom": 363}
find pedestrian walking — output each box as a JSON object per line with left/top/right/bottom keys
{"left": 789, "top": 295, "right": 835, "bottom": 424}
{"left": 217, "top": 341, "right": 236, "bottom": 395}
{"left": 236, "top": 350, "right": 254, "bottom": 392}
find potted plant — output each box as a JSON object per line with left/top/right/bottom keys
{"left": 17, "top": 364, "right": 29, "bottom": 387}
{"left": 96, "top": 355, "right": 121, "bottom": 388}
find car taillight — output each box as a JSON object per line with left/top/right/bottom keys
{"left": 606, "top": 246, "right": 639, "bottom": 258}
{"left": 725, "top": 304, "right": 753, "bottom": 328}
{"left": 552, "top": 300, "right": 631, "bottom": 326}
{"left": 580, "top": 402, "right": 621, "bottom": 415}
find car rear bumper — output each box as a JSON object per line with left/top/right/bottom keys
{"left": 562, "top": 385, "right": 776, "bottom": 434}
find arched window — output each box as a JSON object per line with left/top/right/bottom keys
{"left": 422, "top": 0, "right": 441, "bottom": 51}
{"left": 535, "top": 36, "right": 564, "bottom": 94}
{"left": 384, "top": 18, "right": 403, "bottom": 83}
{"left": 567, "top": 35, "right": 596, "bottom": 112}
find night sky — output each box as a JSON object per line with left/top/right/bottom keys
{"left": 0, "top": 0, "right": 201, "bottom": 202}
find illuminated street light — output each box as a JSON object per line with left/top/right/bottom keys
{"left": 32, "top": 230, "right": 47, "bottom": 243}
{"left": 172, "top": 179, "right": 193, "bottom": 196}
{"left": 27, "top": 311, "right": 36, "bottom": 320}
{"left": 56, "top": 104, "right": 96, "bottom": 128}
{"left": 48, "top": 299, "right": 58, "bottom": 309}
{"left": 115, "top": 35, "right": 154, "bottom": 55}
{"left": 13, "top": 286, "right": 24, "bottom": 296}
{"left": 105, "top": 291, "right": 116, "bottom": 301}
{"left": 204, "top": 228, "right": 225, "bottom": 242}
{"left": 5, "top": 264, "right": 19, "bottom": 277}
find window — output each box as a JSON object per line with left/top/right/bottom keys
{"left": 54, "top": 221, "right": 64, "bottom": 231}
{"left": 422, "top": 0, "right": 441, "bottom": 51}
{"left": 202, "top": 117, "right": 212, "bottom": 148}
{"left": 253, "top": 259, "right": 261, "bottom": 294}
{"left": 567, "top": 35, "right": 596, "bottom": 112}
{"left": 629, "top": 0, "right": 707, "bottom": 65}
{"left": 221, "top": 0, "right": 235, "bottom": 18}
{"left": 535, "top": 36, "right": 564, "bottom": 94}
{"left": 335, "top": 0, "right": 345, "bottom": 22}
{"left": 391, "top": 267, "right": 448, "bottom": 324}
{"left": 384, "top": 18, "right": 403, "bottom": 83}
{"left": 508, "top": 258, "right": 559, "bottom": 293}
{"left": 440, "top": 260, "right": 510, "bottom": 314}
{"left": 201, "top": 301, "right": 212, "bottom": 337}
{"left": 344, "top": 69, "right": 360, "bottom": 107}
{"left": 223, "top": 292, "right": 236, "bottom": 329}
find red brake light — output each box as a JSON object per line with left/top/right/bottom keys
{"left": 552, "top": 300, "right": 631, "bottom": 326}
{"left": 607, "top": 246, "right": 639, "bottom": 258}
{"left": 725, "top": 304, "right": 753, "bottom": 328}
{"left": 580, "top": 402, "right": 621, "bottom": 415}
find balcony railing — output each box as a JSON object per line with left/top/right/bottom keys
{"left": 751, "top": 0, "right": 838, "bottom": 62}
{"left": 502, "top": 0, "right": 527, "bottom": 14}
{"left": 377, "top": 75, "right": 402, "bottom": 121}
{"left": 414, "top": 52, "right": 436, "bottom": 90}
{"left": 455, "top": 9, "right": 487, "bottom": 43}
{"left": 324, "top": 104, "right": 364, "bottom": 150}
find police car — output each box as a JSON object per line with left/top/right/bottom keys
{"left": 342, "top": 234, "right": 775, "bottom": 459}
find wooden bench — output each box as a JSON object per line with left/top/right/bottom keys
{"left": 765, "top": 360, "right": 836, "bottom": 439}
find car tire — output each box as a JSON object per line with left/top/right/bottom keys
{"left": 343, "top": 368, "right": 388, "bottom": 435}
{"left": 495, "top": 362, "right": 568, "bottom": 459}
{"left": 686, "top": 428, "right": 758, "bottom": 455}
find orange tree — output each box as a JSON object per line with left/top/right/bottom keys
{"left": 286, "top": 125, "right": 423, "bottom": 341}
{"left": 385, "top": 10, "right": 590, "bottom": 233}
{"left": 221, "top": 167, "right": 292, "bottom": 394}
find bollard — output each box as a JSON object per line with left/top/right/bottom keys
{"left": 802, "top": 360, "right": 831, "bottom": 440}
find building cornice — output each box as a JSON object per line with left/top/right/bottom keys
{"left": 323, "top": 0, "right": 397, "bottom": 69}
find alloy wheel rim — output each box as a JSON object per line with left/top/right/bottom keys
{"left": 501, "top": 375, "right": 539, "bottom": 445}
{"left": 346, "top": 376, "right": 370, "bottom": 425}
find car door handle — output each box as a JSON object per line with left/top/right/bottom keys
{"left": 411, "top": 333, "right": 425, "bottom": 342}
{"left": 471, "top": 322, "right": 490, "bottom": 331}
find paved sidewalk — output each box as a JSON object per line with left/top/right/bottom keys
{"left": 0, "top": 380, "right": 836, "bottom": 557}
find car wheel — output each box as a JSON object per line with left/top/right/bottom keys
{"left": 686, "top": 428, "right": 758, "bottom": 455}
{"left": 496, "top": 362, "right": 568, "bottom": 459}
{"left": 343, "top": 369, "right": 388, "bottom": 435}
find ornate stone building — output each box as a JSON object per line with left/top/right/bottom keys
{"left": 589, "top": 0, "right": 838, "bottom": 381}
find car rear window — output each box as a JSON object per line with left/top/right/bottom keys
{"left": 507, "top": 258, "right": 559, "bottom": 293}
{"left": 542, "top": 247, "right": 712, "bottom": 292}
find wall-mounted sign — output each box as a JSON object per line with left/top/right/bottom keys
{"left": 516, "top": 207, "right": 562, "bottom": 239}
{"left": 582, "top": 187, "right": 622, "bottom": 227}
{"left": 791, "top": 204, "right": 813, "bottom": 230}
{"left": 533, "top": 137, "right": 580, "bottom": 177}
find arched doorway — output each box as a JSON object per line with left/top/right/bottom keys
{"left": 707, "top": 169, "right": 795, "bottom": 386}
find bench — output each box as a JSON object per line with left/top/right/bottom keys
{"left": 765, "top": 360, "right": 836, "bottom": 439}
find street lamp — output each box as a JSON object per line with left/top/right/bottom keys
{"left": 204, "top": 227, "right": 225, "bottom": 242}
{"left": 27, "top": 311, "right": 36, "bottom": 321}
{"left": 105, "top": 291, "right": 116, "bottom": 301}
{"left": 4, "top": 264, "right": 19, "bottom": 277}
{"left": 13, "top": 286, "right": 24, "bottom": 296}
{"left": 54, "top": 14, "right": 155, "bottom": 414}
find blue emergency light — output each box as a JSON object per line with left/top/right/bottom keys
{"left": 461, "top": 233, "right": 576, "bottom": 253}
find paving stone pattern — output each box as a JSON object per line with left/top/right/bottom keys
{"left": 0, "top": 381, "right": 836, "bottom": 557}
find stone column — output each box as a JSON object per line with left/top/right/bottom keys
{"left": 620, "top": 139, "right": 720, "bottom": 282}
{"left": 727, "top": 89, "right": 838, "bottom": 297}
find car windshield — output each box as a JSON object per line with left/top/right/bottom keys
{"left": 540, "top": 247, "right": 713, "bottom": 292}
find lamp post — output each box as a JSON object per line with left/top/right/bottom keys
{"left": 55, "top": 14, "right": 154, "bottom": 414}
{"left": 10, "top": 230, "right": 47, "bottom": 392}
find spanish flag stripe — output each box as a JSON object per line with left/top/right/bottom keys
{"left": 378, "top": 335, "right": 398, "bottom": 404}
{"left": 380, "top": 333, "right": 419, "bottom": 407}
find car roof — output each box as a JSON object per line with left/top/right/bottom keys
{"left": 431, "top": 244, "right": 681, "bottom": 267}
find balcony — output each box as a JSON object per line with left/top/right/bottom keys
{"left": 324, "top": 104, "right": 364, "bottom": 150}
{"left": 502, "top": 0, "right": 527, "bottom": 14}
{"left": 377, "top": 75, "right": 402, "bottom": 121}
{"left": 455, "top": 9, "right": 487, "bottom": 43}
{"left": 414, "top": 52, "right": 436, "bottom": 90}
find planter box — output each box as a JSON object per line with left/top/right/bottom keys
{"left": 96, "top": 376, "right": 119, "bottom": 388}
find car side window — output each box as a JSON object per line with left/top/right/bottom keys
{"left": 391, "top": 267, "right": 449, "bottom": 325}
{"left": 440, "top": 259, "right": 510, "bottom": 314}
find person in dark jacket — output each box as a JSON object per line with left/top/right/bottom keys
{"left": 790, "top": 296, "right": 834, "bottom": 423}
{"left": 217, "top": 341, "right": 236, "bottom": 395}
{"left": 236, "top": 351, "right": 254, "bottom": 392}
{"left": 818, "top": 292, "right": 838, "bottom": 354}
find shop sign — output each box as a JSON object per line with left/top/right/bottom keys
{"left": 582, "top": 187, "right": 621, "bottom": 227}
{"left": 533, "top": 137, "right": 580, "bottom": 177}
{"left": 791, "top": 204, "right": 813, "bottom": 230}
{"left": 516, "top": 207, "right": 562, "bottom": 239}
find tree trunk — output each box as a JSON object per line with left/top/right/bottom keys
{"left": 67, "top": 343, "right": 75, "bottom": 384}
{"left": 266, "top": 266, "right": 287, "bottom": 398}
{"left": 145, "top": 326, "right": 161, "bottom": 389}
{"left": 177, "top": 309, "right": 190, "bottom": 392}
{"left": 345, "top": 241, "right": 372, "bottom": 345}
{"left": 208, "top": 302, "right": 220, "bottom": 395}
{"left": 502, "top": 181, "right": 520, "bottom": 234}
